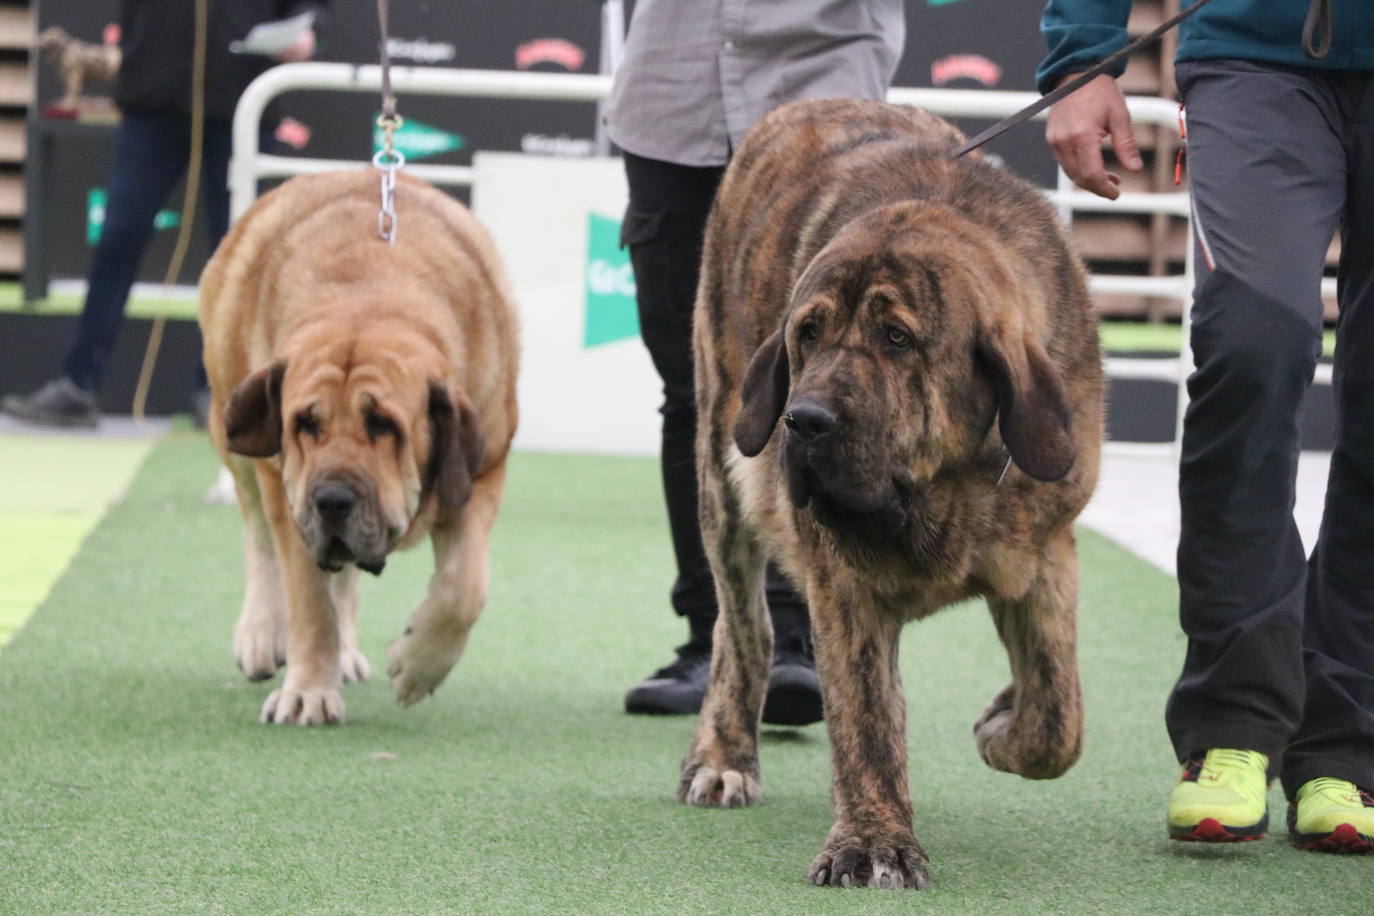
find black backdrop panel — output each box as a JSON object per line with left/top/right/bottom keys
{"left": 32, "top": 0, "right": 1051, "bottom": 285}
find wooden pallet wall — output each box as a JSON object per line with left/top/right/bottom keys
{"left": 1076, "top": 0, "right": 1338, "bottom": 322}
{"left": 0, "top": 2, "right": 28, "bottom": 277}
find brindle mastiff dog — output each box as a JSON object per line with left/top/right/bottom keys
{"left": 200, "top": 170, "right": 518, "bottom": 726}
{"left": 682, "top": 99, "right": 1103, "bottom": 888}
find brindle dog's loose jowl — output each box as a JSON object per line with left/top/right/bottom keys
{"left": 683, "top": 99, "right": 1103, "bottom": 888}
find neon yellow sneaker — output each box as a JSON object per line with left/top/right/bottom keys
{"left": 1167, "top": 748, "right": 1269, "bottom": 842}
{"left": 1288, "top": 778, "right": 1374, "bottom": 854}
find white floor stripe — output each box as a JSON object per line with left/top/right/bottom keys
{"left": 1081, "top": 449, "right": 1332, "bottom": 576}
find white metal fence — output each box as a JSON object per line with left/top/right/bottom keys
{"left": 227, "top": 63, "right": 1337, "bottom": 454}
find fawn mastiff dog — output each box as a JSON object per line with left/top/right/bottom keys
{"left": 200, "top": 170, "right": 518, "bottom": 726}
{"left": 682, "top": 99, "right": 1103, "bottom": 888}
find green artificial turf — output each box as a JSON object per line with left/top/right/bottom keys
{"left": 1, "top": 435, "right": 1368, "bottom": 914}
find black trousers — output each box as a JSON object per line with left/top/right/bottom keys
{"left": 63, "top": 110, "right": 233, "bottom": 393}
{"left": 620, "top": 150, "right": 810, "bottom": 651}
{"left": 1167, "top": 61, "right": 1374, "bottom": 798}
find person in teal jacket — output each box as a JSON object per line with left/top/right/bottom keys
{"left": 1041, "top": 0, "right": 1374, "bottom": 852}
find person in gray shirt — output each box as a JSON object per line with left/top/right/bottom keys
{"left": 604, "top": 0, "right": 905, "bottom": 722}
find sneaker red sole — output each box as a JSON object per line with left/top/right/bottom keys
{"left": 1293, "top": 823, "right": 1374, "bottom": 854}
{"left": 1169, "top": 817, "right": 1266, "bottom": 842}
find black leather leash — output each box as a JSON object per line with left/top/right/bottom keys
{"left": 950, "top": 0, "right": 1218, "bottom": 159}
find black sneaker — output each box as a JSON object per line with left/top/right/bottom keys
{"left": 624, "top": 641, "right": 711, "bottom": 715}
{"left": 763, "top": 637, "right": 824, "bottom": 727}
{"left": 1, "top": 377, "right": 99, "bottom": 428}
{"left": 192, "top": 387, "right": 213, "bottom": 430}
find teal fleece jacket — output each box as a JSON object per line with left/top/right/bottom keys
{"left": 1038, "top": 0, "right": 1374, "bottom": 93}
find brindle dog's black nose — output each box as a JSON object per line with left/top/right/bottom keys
{"left": 783, "top": 401, "right": 837, "bottom": 441}
{"left": 314, "top": 483, "right": 356, "bottom": 525}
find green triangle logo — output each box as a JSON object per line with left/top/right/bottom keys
{"left": 372, "top": 114, "right": 466, "bottom": 161}
{"left": 583, "top": 212, "right": 639, "bottom": 348}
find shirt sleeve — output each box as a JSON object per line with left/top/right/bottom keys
{"left": 1037, "top": 0, "right": 1135, "bottom": 94}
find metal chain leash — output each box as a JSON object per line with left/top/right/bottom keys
{"left": 374, "top": 0, "right": 404, "bottom": 243}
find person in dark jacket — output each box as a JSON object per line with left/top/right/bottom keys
{"left": 1040, "top": 0, "right": 1374, "bottom": 852}
{"left": 3, "top": 0, "right": 328, "bottom": 428}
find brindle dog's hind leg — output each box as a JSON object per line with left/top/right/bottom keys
{"left": 807, "top": 587, "right": 930, "bottom": 889}
{"left": 975, "top": 527, "right": 1084, "bottom": 779}
{"left": 678, "top": 471, "right": 771, "bottom": 808}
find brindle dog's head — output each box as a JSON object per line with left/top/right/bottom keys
{"left": 733, "top": 202, "right": 1076, "bottom": 537}
{"left": 223, "top": 324, "right": 483, "bottom": 575}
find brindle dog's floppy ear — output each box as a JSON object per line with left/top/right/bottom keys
{"left": 427, "top": 381, "right": 485, "bottom": 512}
{"left": 733, "top": 328, "right": 790, "bottom": 457}
{"left": 977, "top": 326, "right": 1076, "bottom": 482}
{"left": 225, "top": 361, "right": 286, "bottom": 458}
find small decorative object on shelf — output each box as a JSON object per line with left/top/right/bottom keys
{"left": 37, "top": 25, "right": 121, "bottom": 123}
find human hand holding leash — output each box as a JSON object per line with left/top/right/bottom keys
{"left": 1045, "top": 73, "right": 1143, "bottom": 200}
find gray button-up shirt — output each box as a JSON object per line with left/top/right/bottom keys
{"left": 605, "top": 0, "right": 906, "bottom": 167}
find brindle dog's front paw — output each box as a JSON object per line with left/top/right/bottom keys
{"left": 974, "top": 683, "right": 1077, "bottom": 779}
{"left": 808, "top": 834, "right": 931, "bottom": 889}
{"left": 973, "top": 683, "right": 1017, "bottom": 773}
{"left": 678, "top": 758, "right": 761, "bottom": 808}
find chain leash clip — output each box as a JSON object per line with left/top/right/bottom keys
{"left": 373, "top": 0, "right": 402, "bottom": 244}
{"left": 374, "top": 112, "right": 404, "bottom": 244}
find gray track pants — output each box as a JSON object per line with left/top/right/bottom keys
{"left": 1166, "top": 59, "right": 1374, "bottom": 798}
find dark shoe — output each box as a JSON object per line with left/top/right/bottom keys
{"left": 1, "top": 377, "right": 99, "bottom": 428}
{"left": 763, "top": 638, "right": 824, "bottom": 726}
{"left": 192, "top": 387, "right": 213, "bottom": 430}
{"left": 624, "top": 641, "right": 710, "bottom": 715}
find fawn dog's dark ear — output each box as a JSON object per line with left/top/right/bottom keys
{"left": 733, "top": 329, "right": 790, "bottom": 457}
{"left": 225, "top": 361, "right": 286, "bottom": 458}
{"left": 427, "top": 381, "right": 485, "bottom": 512}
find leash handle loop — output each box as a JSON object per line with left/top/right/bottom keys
{"left": 1302, "top": 0, "right": 1333, "bottom": 60}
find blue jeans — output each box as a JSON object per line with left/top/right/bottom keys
{"left": 62, "top": 109, "right": 234, "bottom": 393}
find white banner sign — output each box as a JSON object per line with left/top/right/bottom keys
{"left": 472, "top": 153, "right": 662, "bottom": 456}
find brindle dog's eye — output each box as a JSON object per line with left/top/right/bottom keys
{"left": 365, "top": 412, "right": 399, "bottom": 441}
{"left": 886, "top": 326, "right": 913, "bottom": 350}
{"left": 295, "top": 411, "right": 320, "bottom": 439}
{"left": 799, "top": 321, "right": 819, "bottom": 343}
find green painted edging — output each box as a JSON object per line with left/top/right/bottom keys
{"left": 0, "top": 282, "right": 1337, "bottom": 356}
{"left": 0, "top": 281, "right": 199, "bottom": 322}
{"left": 1095, "top": 322, "right": 1336, "bottom": 358}
{"left": 0, "top": 432, "right": 158, "bottom": 649}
